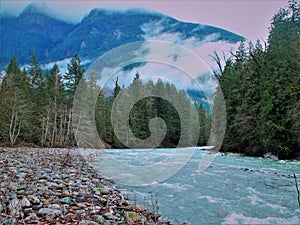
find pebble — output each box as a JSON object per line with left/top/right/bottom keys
{"left": 62, "top": 190, "right": 71, "bottom": 197}
{"left": 103, "top": 211, "right": 118, "bottom": 220}
{"left": 32, "top": 203, "right": 43, "bottom": 210}
{"left": 37, "top": 207, "right": 62, "bottom": 216}
{"left": 92, "top": 215, "right": 106, "bottom": 223}
{"left": 8, "top": 199, "right": 21, "bottom": 217}
{"left": 75, "top": 209, "right": 86, "bottom": 215}
{"left": 24, "top": 207, "right": 33, "bottom": 214}
{"left": 24, "top": 213, "right": 39, "bottom": 221}
{"left": 20, "top": 196, "right": 31, "bottom": 207}
{"left": 59, "top": 197, "right": 71, "bottom": 204}
{"left": 79, "top": 220, "right": 100, "bottom": 225}
{"left": 102, "top": 187, "right": 111, "bottom": 195}
{"left": 77, "top": 203, "right": 86, "bottom": 208}
{"left": 48, "top": 204, "right": 61, "bottom": 209}
{"left": 27, "top": 195, "right": 40, "bottom": 204}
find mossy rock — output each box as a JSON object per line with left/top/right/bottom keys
{"left": 96, "top": 185, "right": 103, "bottom": 192}
{"left": 124, "top": 211, "right": 143, "bottom": 223}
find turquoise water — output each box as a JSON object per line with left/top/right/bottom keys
{"left": 93, "top": 148, "right": 300, "bottom": 224}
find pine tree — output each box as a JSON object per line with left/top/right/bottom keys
{"left": 129, "top": 72, "right": 148, "bottom": 140}
{"left": 27, "top": 54, "right": 48, "bottom": 143}
{"left": 63, "top": 54, "right": 86, "bottom": 145}
{"left": 198, "top": 103, "right": 210, "bottom": 146}
{"left": 95, "top": 78, "right": 113, "bottom": 146}
{"left": 113, "top": 77, "right": 121, "bottom": 100}
{"left": 64, "top": 53, "right": 86, "bottom": 106}
{"left": 111, "top": 76, "right": 124, "bottom": 147}
{"left": 28, "top": 53, "right": 43, "bottom": 89}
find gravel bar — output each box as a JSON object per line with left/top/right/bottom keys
{"left": 0, "top": 148, "right": 172, "bottom": 225}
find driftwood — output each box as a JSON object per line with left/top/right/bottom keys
{"left": 294, "top": 173, "right": 300, "bottom": 208}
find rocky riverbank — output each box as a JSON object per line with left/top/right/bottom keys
{"left": 0, "top": 148, "right": 171, "bottom": 225}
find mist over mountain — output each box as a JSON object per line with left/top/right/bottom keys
{"left": 0, "top": 2, "right": 75, "bottom": 69}
{"left": 0, "top": 2, "right": 245, "bottom": 70}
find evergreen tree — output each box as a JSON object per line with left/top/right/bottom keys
{"left": 95, "top": 82, "right": 113, "bottom": 146}
{"left": 198, "top": 103, "right": 210, "bottom": 146}
{"left": 64, "top": 53, "right": 86, "bottom": 106}
{"left": 111, "top": 76, "right": 124, "bottom": 147}
{"left": 113, "top": 77, "right": 121, "bottom": 100}
{"left": 27, "top": 54, "right": 48, "bottom": 143}
{"left": 129, "top": 72, "right": 149, "bottom": 140}
{"left": 28, "top": 53, "right": 43, "bottom": 88}
{"left": 43, "top": 64, "right": 66, "bottom": 146}
{"left": 62, "top": 54, "right": 86, "bottom": 145}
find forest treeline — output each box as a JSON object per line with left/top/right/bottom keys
{"left": 0, "top": 1, "right": 299, "bottom": 159}
{"left": 215, "top": 1, "right": 299, "bottom": 159}
{"left": 0, "top": 54, "right": 207, "bottom": 148}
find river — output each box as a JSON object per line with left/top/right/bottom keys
{"left": 92, "top": 148, "right": 300, "bottom": 224}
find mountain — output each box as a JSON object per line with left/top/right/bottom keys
{"left": 0, "top": 2, "right": 75, "bottom": 68}
{"left": 0, "top": 4, "right": 245, "bottom": 69}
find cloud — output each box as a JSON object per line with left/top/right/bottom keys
{"left": 88, "top": 39, "right": 221, "bottom": 105}
{"left": 138, "top": 20, "right": 241, "bottom": 96}
{"left": 84, "top": 19, "right": 240, "bottom": 105}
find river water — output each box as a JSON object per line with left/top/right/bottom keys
{"left": 92, "top": 148, "right": 300, "bottom": 224}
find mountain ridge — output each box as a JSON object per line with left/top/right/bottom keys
{"left": 0, "top": 3, "right": 245, "bottom": 69}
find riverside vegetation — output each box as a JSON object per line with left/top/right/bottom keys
{"left": 213, "top": 0, "right": 300, "bottom": 159}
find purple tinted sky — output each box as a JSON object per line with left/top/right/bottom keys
{"left": 0, "top": 0, "right": 288, "bottom": 42}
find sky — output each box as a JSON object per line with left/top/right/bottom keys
{"left": 0, "top": 0, "right": 288, "bottom": 43}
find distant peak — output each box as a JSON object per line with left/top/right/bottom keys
{"left": 21, "top": 1, "right": 50, "bottom": 15}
